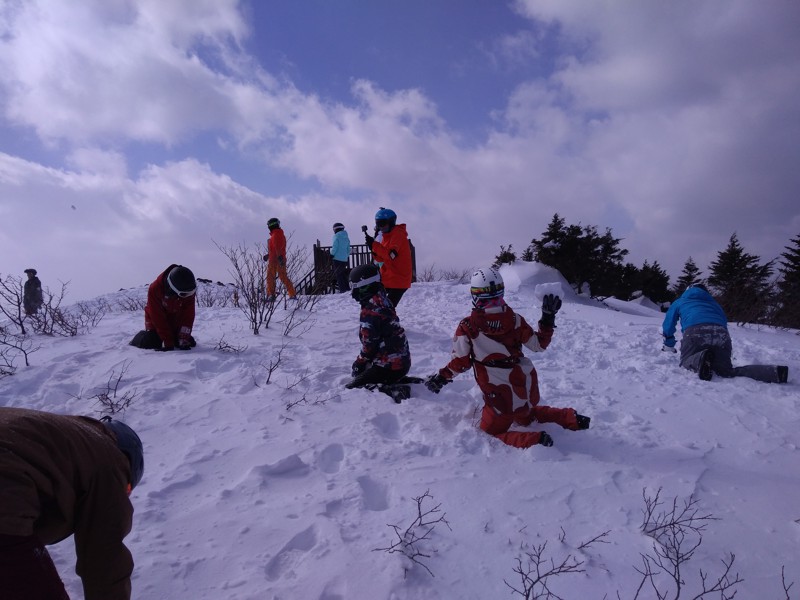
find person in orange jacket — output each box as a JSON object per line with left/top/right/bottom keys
{"left": 129, "top": 264, "right": 197, "bottom": 351}
{"left": 0, "top": 407, "right": 144, "bottom": 600}
{"left": 363, "top": 207, "right": 412, "bottom": 306}
{"left": 265, "top": 217, "right": 297, "bottom": 302}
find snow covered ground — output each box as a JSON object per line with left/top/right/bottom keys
{"left": 2, "top": 262, "right": 798, "bottom": 599}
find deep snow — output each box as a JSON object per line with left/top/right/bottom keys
{"left": 2, "top": 262, "right": 798, "bottom": 599}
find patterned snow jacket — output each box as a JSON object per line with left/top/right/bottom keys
{"left": 437, "top": 302, "right": 553, "bottom": 415}
{"left": 144, "top": 264, "right": 196, "bottom": 349}
{"left": 354, "top": 288, "right": 411, "bottom": 372}
{"left": 369, "top": 223, "right": 412, "bottom": 289}
{"left": 0, "top": 407, "right": 134, "bottom": 600}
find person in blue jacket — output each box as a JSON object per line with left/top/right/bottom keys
{"left": 330, "top": 223, "right": 351, "bottom": 293}
{"left": 662, "top": 284, "right": 788, "bottom": 383}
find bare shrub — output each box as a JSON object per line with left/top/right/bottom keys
{"left": 0, "top": 274, "right": 28, "bottom": 334}
{"left": 505, "top": 541, "right": 586, "bottom": 599}
{"left": 628, "top": 487, "right": 742, "bottom": 600}
{"left": 439, "top": 267, "right": 473, "bottom": 283}
{"left": 215, "top": 240, "right": 277, "bottom": 334}
{"left": 215, "top": 335, "right": 247, "bottom": 354}
{"left": 0, "top": 325, "right": 40, "bottom": 375}
{"left": 73, "top": 361, "right": 139, "bottom": 417}
{"left": 373, "top": 490, "right": 452, "bottom": 578}
{"left": 116, "top": 293, "right": 147, "bottom": 312}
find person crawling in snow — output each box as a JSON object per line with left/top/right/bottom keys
{"left": 129, "top": 264, "right": 197, "bottom": 351}
{"left": 345, "top": 263, "right": 411, "bottom": 390}
{"left": 425, "top": 267, "right": 590, "bottom": 448}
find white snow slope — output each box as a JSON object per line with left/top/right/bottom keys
{"left": 2, "top": 262, "right": 798, "bottom": 599}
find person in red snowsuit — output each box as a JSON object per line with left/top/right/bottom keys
{"left": 265, "top": 217, "right": 297, "bottom": 301}
{"left": 130, "top": 264, "right": 197, "bottom": 351}
{"left": 363, "top": 207, "right": 412, "bottom": 306}
{"left": 425, "top": 267, "right": 590, "bottom": 448}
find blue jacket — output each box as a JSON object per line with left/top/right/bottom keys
{"left": 331, "top": 230, "right": 351, "bottom": 262}
{"left": 662, "top": 287, "right": 728, "bottom": 345}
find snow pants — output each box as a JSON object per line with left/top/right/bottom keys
{"left": 346, "top": 364, "right": 410, "bottom": 389}
{"left": 680, "top": 324, "right": 784, "bottom": 383}
{"left": 332, "top": 260, "right": 349, "bottom": 293}
{"left": 385, "top": 288, "right": 407, "bottom": 307}
{"left": 266, "top": 261, "right": 296, "bottom": 298}
{"left": 479, "top": 404, "right": 578, "bottom": 449}
{"left": 0, "top": 534, "right": 70, "bottom": 600}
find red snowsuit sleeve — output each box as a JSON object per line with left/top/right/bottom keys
{"left": 370, "top": 225, "right": 412, "bottom": 289}
{"left": 438, "top": 318, "right": 475, "bottom": 380}
{"left": 267, "top": 229, "right": 287, "bottom": 265}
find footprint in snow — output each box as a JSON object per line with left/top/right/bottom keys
{"left": 317, "top": 443, "right": 344, "bottom": 474}
{"left": 357, "top": 475, "right": 389, "bottom": 511}
{"left": 264, "top": 525, "right": 318, "bottom": 581}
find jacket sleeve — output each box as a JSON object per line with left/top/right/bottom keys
{"left": 73, "top": 466, "right": 134, "bottom": 600}
{"left": 440, "top": 319, "right": 474, "bottom": 379}
{"left": 520, "top": 315, "right": 552, "bottom": 352}
{"left": 662, "top": 299, "right": 681, "bottom": 338}
{"left": 356, "top": 309, "right": 386, "bottom": 363}
{"left": 370, "top": 234, "right": 404, "bottom": 264}
{"left": 147, "top": 282, "right": 177, "bottom": 348}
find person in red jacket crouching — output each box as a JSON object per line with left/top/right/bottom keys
{"left": 130, "top": 264, "right": 197, "bottom": 351}
{"left": 425, "top": 267, "right": 590, "bottom": 449}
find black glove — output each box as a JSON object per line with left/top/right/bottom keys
{"left": 425, "top": 373, "right": 449, "bottom": 394}
{"left": 352, "top": 360, "right": 369, "bottom": 378}
{"left": 263, "top": 254, "right": 269, "bottom": 262}
{"left": 278, "top": 256, "right": 285, "bottom": 267}
{"left": 539, "top": 293, "right": 562, "bottom": 328}
{"left": 538, "top": 432, "right": 554, "bottom": 447}
{"left": 177, "top": 343, "right": 192, "bottom": 351}
{"left": 364, "top": 233, "right": 375, "bottom": 248}
{"left": 157, "top": 346, "right": 175, "bottom": 352}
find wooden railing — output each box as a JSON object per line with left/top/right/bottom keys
{"left": 296, "top": 240, "right": 416, "bottom": 295}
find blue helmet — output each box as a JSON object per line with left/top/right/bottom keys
{"left": 375, "top": 207, "right": 397, "bottom": 232}
{"left": 102, "top": 417, "right": 145, "bottom": 489}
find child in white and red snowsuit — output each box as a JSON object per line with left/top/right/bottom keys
{"left": 426, "top": 267, "right": 589, "bottom": 449}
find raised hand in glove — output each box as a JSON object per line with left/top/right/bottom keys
{"left": 425, "top": 373, "right": 450, "bottom": 394}
{"left": 539, "top": 293, "right": 562, "bottom": 328}
{"left": 364, "top": 232, "right": 375, "bottom": 248}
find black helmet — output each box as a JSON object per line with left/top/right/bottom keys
{"left": 268, "top": 217, "right": 281, "bottom": 231}
{"left": 349, "top": 263, "right": 381, "bottom": 301}
{"left": 167, "top": 266, "right": 196, "bottom": 298}
{"left": 333, "top": 222, "right": 345, "bottom": 232}
{"left": 24, "top": 268, "right": 37, "bottom": 275}
{"left": 102, "top": 417, "right": 144, "bottom": 489}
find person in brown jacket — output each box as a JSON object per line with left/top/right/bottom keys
{"left": 0, "top": 407, "right": 144, "bottom": 600}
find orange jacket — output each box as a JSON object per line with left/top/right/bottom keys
{"left": 370, "top": 224, "right": 412, "bottom": 289}
{"left": 267, "top": 227, "right": 287, "bottom": 265}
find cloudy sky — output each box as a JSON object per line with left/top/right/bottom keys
{"left": 2, "top": 0, "right": 799, "bottom": 300}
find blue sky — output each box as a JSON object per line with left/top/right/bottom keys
{"left": 1, "top": 0, "right": 799, "bottom": 300}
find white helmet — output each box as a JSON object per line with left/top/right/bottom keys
{"left": 470, "top": 267, "right": 504, "bottom": 304}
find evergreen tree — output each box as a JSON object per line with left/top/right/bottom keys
{"left": 673, "top": 257, "right": 704, "bottom": 296}
{"left": 493, "top": 244, "right": 517, "bottom": 268}
{"left": 615, "top": 263, "right": 642, "bottom": 301}
{"left": 639, "top": 260, "right": 671, "bottom": 303}
{"left": 707, "top": 233, "right": 773, "bottom": 323}
{"left": 775, "top": 233, "right": 800, "bottom": 328}
{"left": 529, "top": 214, "right": 628, "bottom": 297}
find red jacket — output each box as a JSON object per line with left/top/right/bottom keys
{"left": 144, "top": 264, "right": 196, "bottom": 349}
{"left": 438, "top": 302, "right": 553, "bottom": 415}
{"left": 370, "top": 224, "right": 412, "bottom": 289}
{"left": 267, "top": 227, "right": 287, "bottom": 265}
